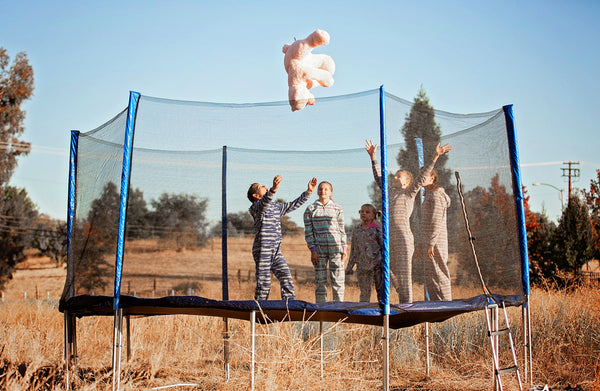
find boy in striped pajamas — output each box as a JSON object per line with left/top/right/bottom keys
{"left": 248, "top": 175, "right": 317, "bottom": 301}
{"left": 303, "top": 181, "right": 347, "bottom": 303}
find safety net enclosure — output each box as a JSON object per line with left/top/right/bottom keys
{"left": 59, "top": 88, "right": 528, "bottom": 328}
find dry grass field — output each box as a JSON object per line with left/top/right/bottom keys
{"left": 1, "top": 236, "right": 599, "bottom": 390}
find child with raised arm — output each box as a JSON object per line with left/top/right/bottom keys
{"left": 366, "top": 139, "right": 452, "bottom": 303}
{"left": 303, "top": 181, "right": 347, "bottom": 303}
{"left": 248, "top": 175, "right": 317, "bottom": 301}
{"left": 418, "top": 168, "right": 452, "bottom": 301}
{"left": 345, "top": 204, "right": 383, "bottom": 303}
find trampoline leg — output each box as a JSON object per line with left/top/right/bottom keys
{"left": 112, "top": 309, "right": 123, "bottom": 391}
{"left": 524, "top": 297, "right": 533, "bottom": 385}
{"left": 64, "top": 312, "right": 73, "bottom": 391}
{"left": 383, "top": 314, "right": 389, "bottom": 391}
{"left": 522, "top": 305, "right": 528, "bottom": 384}
{"left": 223, "top": 317, "right": 230, "bottom": 381}
{"left": 126, "top": 315, "right": 131, "bottom": 362}
{"left": 425, "top": 321, "right": 430, "bottom": 376}
{"left": 319, "top": 321, "right": 324, "bottom": 378}
{"left": 250, "top": 311, "right": 256, "bottom": 391}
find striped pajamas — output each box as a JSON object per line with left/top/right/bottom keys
{"left": 304, "top": 200, "right": 347, "bottom": 303}
{"left": 250, "top": 190, "right": 311, "bottom": 301}
{"left": 419, "top": 187, "right": 452, "bottom": 301}
{"left": 372, "top": 160, "right": 435, "bottom": 303}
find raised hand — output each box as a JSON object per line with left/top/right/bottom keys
{"left": 307, "top": 177, "right": 318, "bottom": 194}
{"left": 272, "top": 175, "right": 282, "bottom": 192}
{"left": 435, "top": 142, "right": 453, "bottom": 157}
{"left": 365, "top": 139, "right": 378, "bottom": 161}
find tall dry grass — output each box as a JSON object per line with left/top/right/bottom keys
{"left": 1, "top": 283, "right": 599, "bottom": 390}
{"left": 2, "top": 238, "right": 599, "bottom": 390}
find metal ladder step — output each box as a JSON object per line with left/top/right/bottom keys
{"left": 486, "top": 301, "right": 523, "bottom": 391}
{"left": 497, "top": 366, "right": 518, "bottom": 375}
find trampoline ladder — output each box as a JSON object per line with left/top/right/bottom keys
{"left": 485, "top": 302, "right": 523, "bottom": 391}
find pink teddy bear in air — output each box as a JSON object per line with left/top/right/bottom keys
{"left": 282, "top": 29, "right": 336, "bottom": 112}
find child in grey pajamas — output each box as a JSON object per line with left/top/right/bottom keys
{"left": 366, "top": 140, "right": 452, "bottom": 303}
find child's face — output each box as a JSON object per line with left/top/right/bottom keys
{"left": 318, "top": 183, "right": 332, "bottom": 201}
{"left": 359, "top": 206, "right": 375, "bottom": 224}
{"left": 392, "top": 171, "right": 411, "bottom": 189}
{"left": 253, "top": 184, "right": 269, "bottom": 200}
{"left": 423, "top": 173, "right": 435, "bottom": 187}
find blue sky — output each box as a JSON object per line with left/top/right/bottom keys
{"left": 1, "top": 0, "right": 599, "bottom": 222}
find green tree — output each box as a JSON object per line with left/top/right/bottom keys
{"left": 149, "top": 192, "right": 209, "bottom": 251}
{"left": 523, "top": 187, "right": 557, "bottom": 285}
{"left": 582, "top": 169, "right": 600, "bottom": 260}
{"left": 124, "top": 187, "right": 150, "bottom": 239}
{"left": 211, "top": 211, "right": 254, "bottom": 238}
{"left": 68, "top": 182, "right": 120, "bottom": 294}
{"left": 552, "top": 195, "right": 595, "bottom": 276}
{"left": 0, "top": 48, "right": 35, "bottom": 289}
{"left": 30, "top": 215, "right": 67, "bottom": 266}
{"left": 396, "top": 86, "right": 452, "bottom": 190}
{"left": 0, "top": 48, "right": 34, "bottom": 187}
{"left": 0, "top": 186, "right": 38, "bottom": 289}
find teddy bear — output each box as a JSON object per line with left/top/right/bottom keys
{"left": 282, "top": 29, "right": 335, "bottom": 112}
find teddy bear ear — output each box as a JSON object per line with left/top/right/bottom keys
{"left": 282, "top": 44, "right": 289, "bottom": 53}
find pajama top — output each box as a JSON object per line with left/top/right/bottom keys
{"left": 250, "top": 190, "right": 311, "bottom": 254}
{"left": 347, "top": 222, "right": 383, "bottom": 272}
{"left": 303, "top": 200, "right": 347, "bottom": 256}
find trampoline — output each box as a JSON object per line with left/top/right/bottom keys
{"left": 59, "top": 87, "right": 531, "bottom": 390}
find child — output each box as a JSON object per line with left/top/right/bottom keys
{"left": 366, "top": 140, "right": 452, "bottom": 303}
{"left": 345, "top": 204, "right": 383, "bottom": 303}
{"left": 418, "top": 168, "right": 452, "bottom": 301}
{"left": 248, "top": 175, "right": 317, "bottom": 301}
{"left": 303, "top": 181, "right": 347, "bottom": 303}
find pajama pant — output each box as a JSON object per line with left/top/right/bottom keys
{"left": 357, "top": 265, "right": 382, "bottom": 302}
{"left": 253, "top": 242, "right": 295, "bottom": 301}
{"left": 389, "top": 228, "right": 414, "bottom": 303}
{"left": 424, "top": 247, "right": 452, "bottom": 301}
{"left": 313, "top": 253, "right": 344, "bottom": 303}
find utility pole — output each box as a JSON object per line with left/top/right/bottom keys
{"left": 561, "top": 161, "right": 580, "bottom": 202}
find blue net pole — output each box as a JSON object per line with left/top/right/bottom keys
{"left": 66, "top": 130, "right": 79, "bottom": 299}
{"left": 503, "top": 105, "right": 530, "bottom": 296}
{"left": 113, "top": 91, "right": 140, "bottom": 310}
{"left": 379, "top": 86, "right": 390, "bottom": 315}
{"left": 222, "top": 146, "right": 229, "bottom": 301}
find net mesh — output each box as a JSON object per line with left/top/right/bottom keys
{"left": 62, "top": 89, "right": 524, "bottom": 305}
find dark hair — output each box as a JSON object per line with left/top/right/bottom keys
{"left": 247, "top": 183, "right": 261, "bottom": 202}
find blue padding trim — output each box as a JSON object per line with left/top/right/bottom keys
{"left": 60, "top": 294, "right": 526, "bottom": 329}
{"left": 114, "top": 91, "right": 141, "bottom": 310}
{"left": 503, "top": 105, "right": 530, "bottom": 295}
{"left": 379, "top": 86, "right": 390, "bottom": 316}
{"left": 66, "top": 130, "right": 79, "bottom": 298}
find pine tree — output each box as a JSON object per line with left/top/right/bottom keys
{"left": 396, "top": 86, "right": 452, "bottom": 191}
{"left": 552, "top": 195, "right": 595, "bottom": 276}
